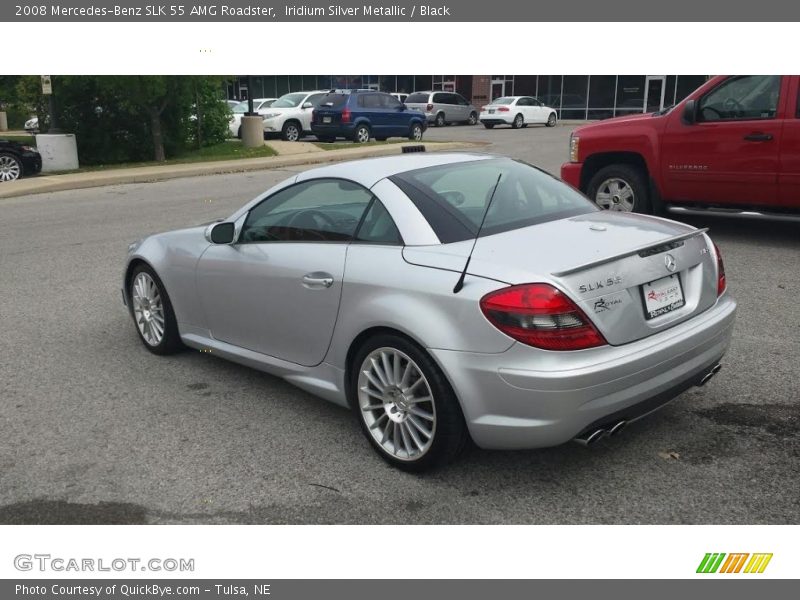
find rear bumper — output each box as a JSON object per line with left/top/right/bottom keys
{"left": 310, "top": 123, "right": 355, "bottom": 138}
{"left": 560, "top": 161, "right": 583, "bottom": 188}
{"left": 429, "top": 293, "right": 736, "bottom": 450}
{"left": 480, "top": 115, "right": 513, "bottom": 125}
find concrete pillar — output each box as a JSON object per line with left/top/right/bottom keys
{"left": 240, "top": 115, "right": 264, "bottom": 148}
{"left": 35, "top": 133, "right": 79, "bottom": 172}
{"left": 0, "top": 112, "right": 8, "bottom": 131}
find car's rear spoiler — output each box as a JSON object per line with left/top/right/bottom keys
{"left": 551, "top": 228, "right": 709, "bottom": 277}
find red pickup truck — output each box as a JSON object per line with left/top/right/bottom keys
{"left": 561, "top": 75, "right": 800, "bottom": 214}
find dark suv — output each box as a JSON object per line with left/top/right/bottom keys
{"left": 0, "top": 139, "right": 42, "bottom": 182}
{"left": 311, "top": 90, "right": 427, "bottom": 143}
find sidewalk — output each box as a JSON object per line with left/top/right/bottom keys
{"left": 0, "top": 140, "right": 484, "bottom": 200}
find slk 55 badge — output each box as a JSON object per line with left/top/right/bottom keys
{"left": 579, "top": 276, "right": 623, "bottom": 293}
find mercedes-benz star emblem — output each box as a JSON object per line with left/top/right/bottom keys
{"left": 664, "top": 254, "right": 677, "bottom": 272}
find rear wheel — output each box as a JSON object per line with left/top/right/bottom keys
{"left": 587, "top": 164, "right": 651, "bottom": 214}
{"left": 129, "top": 265, "right": 183, "bottom": 355}
{"left": 351, "top": 334, "right": 468, "bottom": 471}
{"left": 434, "top": 112, "right": 446, "bottom": 127}
{"left": 281, "top": 121, "right": 301, "bottom": 142}
{"left": 483, "top": 123, "right": 494, "bottom": 129}
{"left": 512, "top": 113, "right": 524, "bottom": 129}
{"left": 468, "top": 111, "right": 478, "bottom": 125}
{"left": 408, "top": 123, "right": 423, "bottom": 141}
{"left": 353, "top": 125, "right": 371, "bottom": 143}
{"left": 0, "top": 153, "right": 22, "bottom": 182}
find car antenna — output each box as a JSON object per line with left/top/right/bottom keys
{"left": 453, "top": 173, "right": 502, "bottom": 294}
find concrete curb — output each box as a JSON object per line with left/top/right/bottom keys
{"left": 0, "top": 141, "right": 487, "bottom": 200}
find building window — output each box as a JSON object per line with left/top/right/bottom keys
{"left": 615, "top": 75, "right": 646, "bottom": 115}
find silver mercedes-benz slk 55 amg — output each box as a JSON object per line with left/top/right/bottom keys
{"left": 122, "top": 152, "right": 736, "bottom": 471}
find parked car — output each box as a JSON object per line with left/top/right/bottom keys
{"left": 391, "top": 92, "right": 409, "bottom": 104}
{"left": 480, "top": 96, "right": 558, "bottom": 129}
{"left": 122, "top": 152, "right": 735, "bottom": 471}
{"left": 260, "top": 91, "right": 328, "bottom": 141}
{"left": 24, "top": 116, "right": 39, "bottom": 133}
{"left": 311, "top": 90, "right": 427, "bottom": 143}
{"left": 0, "top": 139, "right": 42, "bottom": 182}
{"left": 228, "top": 98, "right": 278, "bottom": 138}
{"left": 226, "top": 99, "right": 240, "bottom": 110}
{"left": 404, "top": 91, "right": 478, "bottom": 126}
{"left": 561, "top": 75, "right": 797, "bottom": 215}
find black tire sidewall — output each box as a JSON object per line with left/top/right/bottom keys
{"left": 129, "top": 264, "right": 182, "bottom": 355}
{"left": 512, "top": 114, "right": 523, "bottom": 129}
{"left": 587, "top": 164, "right": 651, "bottom": 214}
{"left": 547, "top": 113, "right": 557, "bottom": 127}
{"left": 408, "top": 124, "right": 423, "bottom": 140}
{"left": 353, "top": 125, "right": 370, "bottom": 142}
{"left": 435, "top": 113, "right": 445, "bottom": 127}
{"left": 282, "top": 121, "right": 300, "bottom": 141}
{"left": 349, "top": 334, "right": 468, "bottom": 472}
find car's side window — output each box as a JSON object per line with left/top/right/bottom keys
{"left": 354, "top": 200, "right": 403, "bottom": 245}
{"left": 518, "top": 97, "right": 530, "bottom": 106}
{"left": 359, "top": 94, "right": 383, "bottom": 109}
{"left": 305, "top": 93, "right": 325, "bottom": 107}
{"left": 698, "top": 75, "right": 781, "bottom": 122}
{"left": 432, "top": 93, "right": 444, "bottom": 104}
{"left": 456, "top": 94, "right": 469, "bottom": 106}
{"left": 240, "top": 179, "right": 374, "bottom": 243}
{"left": 383, "top": 94, "right": 402, "bottom": 108}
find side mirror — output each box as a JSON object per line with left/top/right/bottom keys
{"left": 682, "top": 99, "right": 697, "bottom": 125}
{"left": 206, "top": 222, "right": 236, "bottom": 244}
{"left": 302, "top": 102, "right": 313, "bottom": 109}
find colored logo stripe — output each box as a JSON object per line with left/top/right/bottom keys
{"left": 697, "top": 553, "right": 772, "bottom": 574}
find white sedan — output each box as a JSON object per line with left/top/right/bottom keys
{"left": 479, "top": 96, "right": 558, "bottom": 129}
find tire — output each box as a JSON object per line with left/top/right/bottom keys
{"left": 0, "top": 152, "right": 23, "bottom": 182}
{"left": 434, "top": 112, "right": 446, "bottom": 127}
{"left": 281, "top": 120, "right": 302, "bottom": 142}
{"left": 587, "top": 164, "right": 651, "bottom": 214}
{"left": 511, "top": 113, "right": 524, "bottom": 129}
{"left": 467, "top": 112, "right": 478, "bottom": 125}
{"left": 350, "top": 334, "right": 469, "bottom": 472}
{"left": 546, "top": 112, "right": 557, "bottom": 127}
{"left": 483, "top": 123, "right": 495, "bottom": 129}
{"left": 408, "top": 123, "right": 423, "bottom": 141}
{"left": 128, "top": 264, "right": 183, "bottom": 355}
{"left": 353, "top": 124, "right": 371, "bottom": 143}
{"left": 236, "top": 126, "right": 243, "bottom": 139}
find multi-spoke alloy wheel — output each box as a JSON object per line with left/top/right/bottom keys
{"left": 128, "top": 265, "right": 182, "bottom": 355}
{"left": 595, "top": 177, "right": 635, "bottom": 212}
{"left": 0, "top": 154, "right": 22, "bottom": 182}
{"left": 351, "top": 334, "right": 469, "bottom": 470}
{"left": 132, "top": 272, "right": 165, "bottom": 346}
{"left": 358, "top": 347, "right": 436, "bottom": 461}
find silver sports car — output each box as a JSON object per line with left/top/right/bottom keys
{"left": 123, "top": 152, "right": 736, "bottom": 471}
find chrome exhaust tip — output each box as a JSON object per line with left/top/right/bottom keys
{"left": 574, "top": 428, "right": 607, "bottom": 447}
{"left": 607, "top": 420, "right": 627, "bottom": 437}
{"left": 699, "top": 363, "right": 722, "bottom": 386}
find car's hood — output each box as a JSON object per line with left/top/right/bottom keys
{"left": 403, "top": 211, "right": 695, "bottom": 285}
{"left": 573, "top": 111, "right": 660, "bottom": 134}
{"left": 260, "top": 107, "right": 300, "bottom": 117}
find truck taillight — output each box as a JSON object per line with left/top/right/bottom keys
{"left": 426, "top": 103, "right": 433, "bottom": 111}
{"left": 342, "top": 108, "right": 351, "bottom": 123}
{"left": 713, "top": 242, "right": 726, "bottom": 296}
{"left": 480, "top": 284, "right": 607, "bottom": 351}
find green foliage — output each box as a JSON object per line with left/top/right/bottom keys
{"left": 2, "top": 75, "right": 233, "bottom": 164}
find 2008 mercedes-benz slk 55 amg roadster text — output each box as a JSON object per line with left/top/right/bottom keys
{"left": 122, "top": 153, "right": 736, "bottom": 470}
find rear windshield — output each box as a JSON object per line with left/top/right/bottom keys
{"left": 317, "top": 93, "right": 349, "bottom": 109}
{"left": 406, "top": 92, "right": 430, "bottom": 104}
{"left": 390, "top": 158, "right": 596, "bottom": 243}
{"left": 491, "top": 97, "right": 515, "bottom": 105}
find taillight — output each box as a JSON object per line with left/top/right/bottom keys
{"left": 480, "top": 283, "right": 607, "bottom": 351}
{"left": 497, "top": 107, "right": 510, "bottom": 112}
{"left": 713, "top": 242, "right": 726, "bottom": 296}
{"left": 341, "top": 108, "right": 351, "bottom": 123}
{"left": 480, "top": 106, "right": 486, "bottom": 111}
{"left": 426, "top": 103, "right": 434, "bottom": 112}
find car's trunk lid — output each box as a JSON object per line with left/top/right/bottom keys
{"left": 403, "top": 211, "right": 719, "bottom": 346}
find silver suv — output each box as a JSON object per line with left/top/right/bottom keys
{"left": 404, "top": 91, "right": 478, "bottom": 126}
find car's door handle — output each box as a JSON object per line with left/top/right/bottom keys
{"left": 302, "top": 273, "right": 334, "bottom": 289}
{"left": 743, "top": 132, "right": 773, "bottom": 142}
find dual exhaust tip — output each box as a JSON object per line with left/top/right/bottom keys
{"left": 574, "top": 363, "right": 722, "bottom": 447}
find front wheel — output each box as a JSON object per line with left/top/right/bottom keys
{"left": 351, "top": 334, "right": 469, "bottom": 471}
{"left": 129, "top": 265, "right": 183, "bottom": 355}
{"left": 0, "top": 153, "right": 23, "bottom": 182}
{"left": 546, "top": 112, "right": 557, "bottom": 127}
{"left": 467, "top": 112, "right": 478, "bottom": 125}
{"left": 281, "top": 121, "right": 301, "bottom": 142}
{"left": 408, "top": 123, "right": 423, "bottom": 141}
{"left": 353, "top": 125, "right": 371, "bottom": 143}
{"left": 587, "top": 164, "right": 651, "bottom": 214}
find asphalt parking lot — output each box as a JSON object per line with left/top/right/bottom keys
{"left": 1, "top": 124, "right": 798, "bottom": 524}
